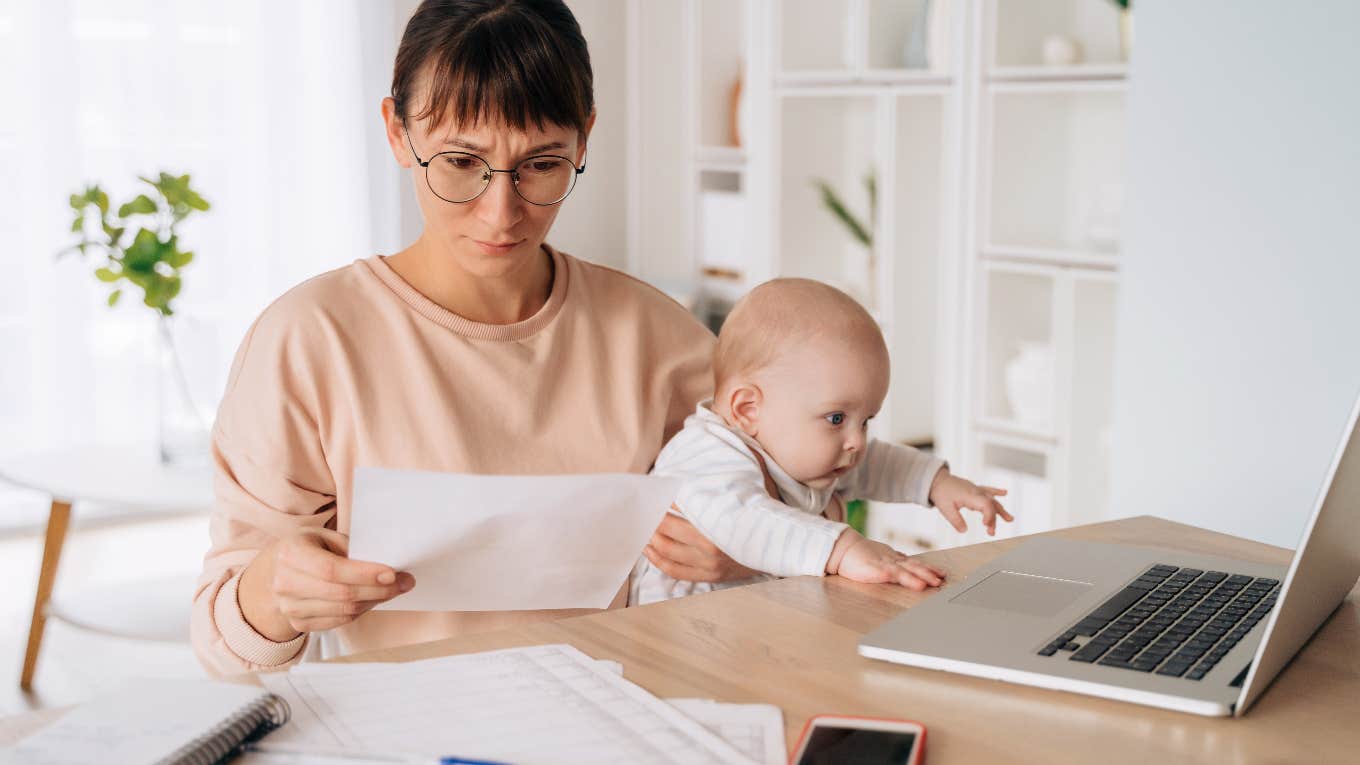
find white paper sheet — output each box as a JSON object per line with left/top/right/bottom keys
{"left": 348, "top": 468, "right": 680, "bottom": 611}
{"left": 666, "top": 699, "right": 787, "bottom": 765}
{"left": 256, "top": 644, "right": 755, "bottom": 764}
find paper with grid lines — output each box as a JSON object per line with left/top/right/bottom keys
{"left": 256, "top": 644, "right": 755, "bottom": 764}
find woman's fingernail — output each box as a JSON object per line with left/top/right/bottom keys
{"left": 377, "top": 571, "right": 396, "bottom": 585}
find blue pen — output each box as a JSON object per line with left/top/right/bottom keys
{"left": 440, "top": 759, "right": 512, "bottom": 765}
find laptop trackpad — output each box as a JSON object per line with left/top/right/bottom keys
{"left": 949, "top": 570, "right": 1093, "bottom": 618}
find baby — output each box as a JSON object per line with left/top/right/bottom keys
{"left": 631, "top": 278, "right": 1011, "bottom": 605}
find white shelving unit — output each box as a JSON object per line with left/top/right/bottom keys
{"left": 953, "top": 0, "right": 1127, "bottom": 546}
{"left": 627, "top": 0, "right": 1128, "bottom": 553}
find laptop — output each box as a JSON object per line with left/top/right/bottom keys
{"left": 858, "top": 394, "right": 1360, "bottom": 716}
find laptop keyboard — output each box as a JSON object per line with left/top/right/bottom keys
{"left": 1037, "top": 564, "right": 1280, "bottom": 681}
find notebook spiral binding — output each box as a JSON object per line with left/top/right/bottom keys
{"left": 157, "top": 692, "right": 291, "bottom": 765}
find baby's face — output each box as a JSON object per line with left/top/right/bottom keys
{"left": 752, "top": 336, "right": 890, "bottom": 489}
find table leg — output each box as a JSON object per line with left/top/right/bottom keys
{"left": 20, "top": 498, "right": 72, "bottom": 691}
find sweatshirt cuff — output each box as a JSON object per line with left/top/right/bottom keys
{"left": 213, "top": 571, "right": 307, "bottom": 668}
{"left": 916, "top": 456, "right": 949, "bottom": 507}
{"left": 803, "top": 519, "right": 852, "bottom": 578}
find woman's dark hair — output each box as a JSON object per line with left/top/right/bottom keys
{"left": 392, "top": 0, "right": 594, "bottom": 135}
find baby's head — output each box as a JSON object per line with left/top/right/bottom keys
{"left": 713, "top": 278, "right": 890, "bottom": 489}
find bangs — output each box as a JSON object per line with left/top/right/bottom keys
{"left": 396, "top": 3, "right": 593, "bottom": 135}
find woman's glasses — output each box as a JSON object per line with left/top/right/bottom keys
{"left": 404, "top": 126, "right": 585, "bottom": 206}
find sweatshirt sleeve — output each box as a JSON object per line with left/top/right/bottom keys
{"left": 190, "top": 306, "right": 338, "bottom": 677}
{"left": 839, "top": 439, "right": 947, "bottom": 506}
{"left": 655, "top": 424, "right": 848, "bottom": 577}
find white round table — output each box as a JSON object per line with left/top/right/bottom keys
{"left": 0, "top": 446, "right": 212, "bottom": 690}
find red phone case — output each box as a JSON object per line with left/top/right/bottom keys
{"left": 789, "top": 714, "right": 927, "bottom": 765}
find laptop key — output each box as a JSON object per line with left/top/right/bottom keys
{"left": 1156, "top": 662, "right": 1192, "bottom": 677}
{"left": 1088, "top": 586, "right": 1151, "bottom": 621}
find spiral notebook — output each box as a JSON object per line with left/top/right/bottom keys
{"left": 3, "top": 677, "right": 290, "bottom": 765}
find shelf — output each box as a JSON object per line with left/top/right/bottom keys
{"left": 981, "top": 268, "right": 1057, "bottom": 436}
{"left": 982, "top": 246, "right": 1118, "bottom": 272}
{"left": 775, "top": 72, "right": 952, "bottom": 93}
{"left": 991, "top": 0, "right": 1126, "bottom": 69}
{"left": 694, "top": 145, "right": 747, "bottom": 172}
{"left": 695, "top": 0, "right": 745, "bottom": 149}
{"left": 988, "top": 64, "right": 1126, "bottom": 82}
{"left": 779, "top": 0, "right": 857, "bottom": 74}
{"left": 775, "top": 94, "right": 877, "bottom": 307}
{"left": 987, "top": 88, "right": 1125, "bottom": 254}
{"left": 975, "top": 418, "right": 1058, "bottom": 447}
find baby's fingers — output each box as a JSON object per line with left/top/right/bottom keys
{"left": 937, "top": 502, "right": 968, "bottom": 533}
{"left": 902, "top": 560, "right": 944, "bottom": 588}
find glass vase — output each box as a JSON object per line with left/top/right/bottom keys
{"left": 156, "top": 315, "right": 212, "bottom": 467}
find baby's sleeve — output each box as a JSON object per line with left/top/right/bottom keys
{"left": 654, "top": 424, "right": 848, "bottom": 578}
{"left": 839, "top": 439, "right": 947, "bottom": 506}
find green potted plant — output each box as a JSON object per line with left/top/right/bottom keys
{"left": 62, "top": 172, "right": 212, "bottom": 464}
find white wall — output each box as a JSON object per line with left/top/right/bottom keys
{"left": 1110, "top": 1, "right": 1360, "bottom": 547}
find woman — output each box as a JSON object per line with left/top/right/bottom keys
{"left": 191, "top": 0, "right": 750, "bottom": 676}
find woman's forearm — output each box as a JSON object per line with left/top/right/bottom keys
{"left": 237, "top": 543, "right": 303, "bottom": 642}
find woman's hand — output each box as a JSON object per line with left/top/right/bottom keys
{"left": 238, "top": 527, "right": 415, "bottom": 641}
{"left": 643, "top": 511, "right": 761, "bottom": 583}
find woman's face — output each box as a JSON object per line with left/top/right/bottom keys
{"left": 383, "top": 95, "right": 592, "bottom": 280}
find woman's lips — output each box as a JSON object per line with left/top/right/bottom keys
{"left": 473, "top": 238, "right": 523, "bottom": 255}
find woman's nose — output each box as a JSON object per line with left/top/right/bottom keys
{"left": 473, "top": 172, "right": 524, "bottom": 230}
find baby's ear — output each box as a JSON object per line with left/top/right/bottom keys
{"left": 728, "top": 384, "right": 762, "bottom": 437}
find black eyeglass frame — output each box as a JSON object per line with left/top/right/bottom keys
{"left": 403, "top": 124, "right": 586, "bottom": 207}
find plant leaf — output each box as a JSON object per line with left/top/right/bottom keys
{"left": 166, "top": 249, "right": 194, "bottom": 268}
{"left": 118, "top": 194, "right": 158, "bottom": 217}
{"left": 811, "top": 179, "right": 872, "bottom": 248}
{"left": 123, "top": 229, "right": 166, "bottom": 271}
{"left": 94, "top": 266, "right": 120, "bottom": 282}
{"left": 70, "top": 215, "right": 84, "bottom": 233}
{"left": 107, "top": 289, "right": 122, "bottom": 307}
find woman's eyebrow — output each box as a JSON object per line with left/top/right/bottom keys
{"left": 444, "top": 137, "right": 569, "bottom": 155}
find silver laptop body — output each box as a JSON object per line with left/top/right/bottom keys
{"left": 859, "top": 394, "right": 1360, "bottom": 716}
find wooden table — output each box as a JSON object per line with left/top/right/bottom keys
{"left": 3, "top": 515, "right": 1357, "bottom": 763}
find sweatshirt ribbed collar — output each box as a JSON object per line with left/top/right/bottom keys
{"left": 363, "top": 244, "right": 569, "bottom": 342}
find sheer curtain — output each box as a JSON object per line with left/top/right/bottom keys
{"left": 0, "top": 1, "right": 406, "bottom": 518}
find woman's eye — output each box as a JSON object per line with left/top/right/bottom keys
{"left": 525, "top": 159, "right": 562, "bottom": 174}
{"left": 825, "top": 413, "right": 846, "bottom": 426}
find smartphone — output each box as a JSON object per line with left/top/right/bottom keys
{"left": 789, "top": 715, "right": 926, "bottom": 765}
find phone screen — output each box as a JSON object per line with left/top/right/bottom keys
{"left": 794, "top": 725, "right": 920, "bottom": 765}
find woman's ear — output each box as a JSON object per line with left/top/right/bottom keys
{"left": 381, "top": 97, "right": 414, "bottom": 169}
{"left": 728, "top": 383, "right": 762, "bottom": 437}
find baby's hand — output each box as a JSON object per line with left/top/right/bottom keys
{"left": 928, "top": 467, "right": 1013, "bottom": 536}
{"left": 828, "top": 532, "right": 946, "bottom": 591}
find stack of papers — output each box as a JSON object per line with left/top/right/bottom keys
{"left": 256, "top": 644, "right": 785, "bottom": 765}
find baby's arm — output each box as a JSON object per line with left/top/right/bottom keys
{"left": 841, "top": 440, "right": 1012, "bottom": 535}
{"left": 838, "top": 439, "right": 947, "bottom": 506}
{"left": 656, "top": 425, "right": 849, "bottom": 578}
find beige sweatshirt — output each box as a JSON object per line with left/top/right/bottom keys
{"left": 190, "top": 245, "right": 714, "bottom": 676}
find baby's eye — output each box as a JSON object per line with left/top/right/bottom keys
{"left": 825, "top": 413, "right": 846, "bottom": 426}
